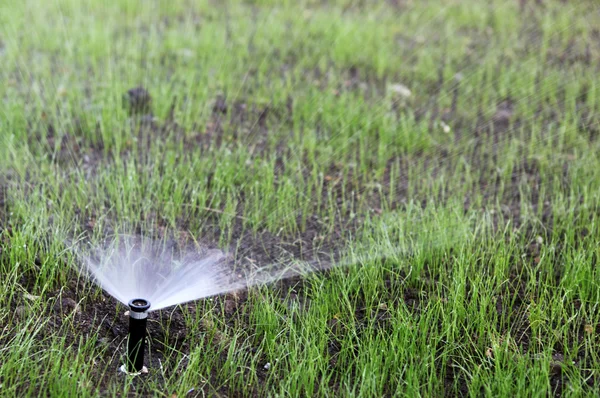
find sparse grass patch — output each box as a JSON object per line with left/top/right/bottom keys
{"left": 1, "top": 0, "right": 600, "bottom": 396}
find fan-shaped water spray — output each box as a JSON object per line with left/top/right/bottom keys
{"left": 81, "top": 237, "right": 235, "bottom": 312}
{"left": 75, "top": 232, "right": 336, "bottom": 309}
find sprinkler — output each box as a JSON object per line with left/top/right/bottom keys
{"left": 122, "top": 298, "right": 151, "bottom": 374}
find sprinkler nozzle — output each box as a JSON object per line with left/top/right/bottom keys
{"left": 126, "top": 298, "right": 150, "bottom": 373}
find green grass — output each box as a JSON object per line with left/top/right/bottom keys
{"left": 1, "top": 0, "right": 600, "bottom": 396}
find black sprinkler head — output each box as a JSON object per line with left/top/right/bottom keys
{"left": 129, "top": 298, "right": 151, "bottom": 313}
{"left": 127, "top": 298, "right": 151, "bottom": 373}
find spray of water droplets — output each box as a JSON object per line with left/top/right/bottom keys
{"left": 75, "top": 234, "right": 323, "bottom": 311}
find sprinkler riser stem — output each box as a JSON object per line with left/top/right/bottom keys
{"left": 127, "top": 299, "right": 151, "bottom": 373}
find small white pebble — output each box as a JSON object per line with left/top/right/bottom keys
{"left": 441, "top": 122, "right": 451, "bottom": 134}
{"left": 388, "top": 83, "right": 412, "bottom": 98}
{"left": 536, "top": 236, "right": 543, "bottom": 245}
{"left": 264, "top": 363, "right": 271, "bottom": 370}
{"left": 179, "top": 48, "right": 194, "bottom": 58}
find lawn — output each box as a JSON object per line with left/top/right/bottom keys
{"left": 1, "top": 0, "right": 599, "bottom": 396}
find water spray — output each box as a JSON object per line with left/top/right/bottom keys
{"left": 121, "top": 298, "right": 151, "bottom": 375}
